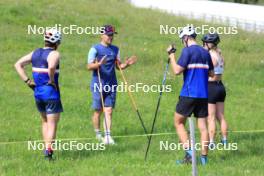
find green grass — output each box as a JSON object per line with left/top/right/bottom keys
{"left": 1, "top": 0, "right": 264, "bottom": 175}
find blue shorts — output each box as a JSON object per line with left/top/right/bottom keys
{"left": 92, "top": 91, "right": 116, "bottom": 110}
{"left": 35, "top": 99, "right": 63, "bottom": 114}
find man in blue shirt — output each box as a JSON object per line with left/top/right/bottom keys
{"left": 14, "top": 28, "right": 63, "bottom": 160}
{"left": 167, "top": 25, "right": 214, "bottom": 165}
{"left": 87, "top": 25, "right": 136, "bottom": 144}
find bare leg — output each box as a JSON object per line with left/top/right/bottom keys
{"left": 197, "top": 118, "right": 209, "bottom": 155}
{"left": 216, "top": 102, "right": 228, "bottom": 140}
{"left": 92, "top": 110, "right": 102, "bottom": 130}
{"left": 104, "top": 107, "right": 112, "bottom": 134}
{"left": 46, "top": 113, "right": 60, "bottom": 150}
{"left": 102, "top": 107, "right": 115, "bottom": 144}
{"left": 40, "top": 112, "right": 48, "bottom": 147}
{"left": 174, "top": 112, "right": 189, "bottom": 149}
{"left": 207, "top": 103, "right": 216, "bottom": 142}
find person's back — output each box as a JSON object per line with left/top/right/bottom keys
{"left": 31, "top": 48, "right": 60, "bottom": 101}
{"left": 179, "top": 45, "right": 212, "bottom": 98}
{"left": 208, "top": 48, "right": 224, "bottom": 81}
{"left": 167, "top": 25, "right": 214, "bottom": 165}
{"left": 202, "top": 33, "right": 228, "bottom": 148}
{"left": 14, "top": 28, "right": 63, "bottom": 160}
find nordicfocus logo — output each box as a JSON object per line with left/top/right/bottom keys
{"left": 28, "top": 140, "right": 106, "bottom": 151}
{"left": 27, "top": 24, "right": 105, "bottom": 35}
{"left": 93, "top": 82, "right": 172, "bottom": 93}
{"left": 160, "top": 24, "right": 238, "bottom": 35}
{"left": 159, "top": 141, "right": 238, "bottom": 151}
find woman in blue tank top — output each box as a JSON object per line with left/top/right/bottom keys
{"left": 14, "top": 28, "right": 62, "bottom": 160}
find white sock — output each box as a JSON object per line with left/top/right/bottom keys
{"left": 105, "top": 131, "right": 111, "bottom": 137}
{"left": 95, "top": 129, "right": 101, "bottom": 136}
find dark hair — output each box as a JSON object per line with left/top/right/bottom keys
{"left": 45, "top": 41, "right": 57, "bottom": 48}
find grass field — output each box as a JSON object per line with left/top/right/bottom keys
{"left": 1, "top": 0, "right": 264, "bottom": 175}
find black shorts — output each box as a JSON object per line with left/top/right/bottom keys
{"left": 35, "top": 99, "right": 63, "bottom": 114}
{"left": 208, "top": 81, "right": 226, "bottom": 104}
{"left": 176, "top": 96, "right": 208, "bottom": 118}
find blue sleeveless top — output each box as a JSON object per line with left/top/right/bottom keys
{"left": 31, "top": 48, "right": 60, "bottom": 101}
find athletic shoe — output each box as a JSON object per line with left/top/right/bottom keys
{"left": 44, "top": 149, "right": 53, "bottom": 160}
{"left": 103, "top": 136, "right": 115, "bottom": 145}
{"left": 200, "top": 155, "right": 208, "bottom": 165}
{"left": 208, "top": 142, "right": 216, "bottom": 150}
{"left": 221, "top": 139, "right": 228, "bottom": 145}
{"left": 96, "top": 133, "right": 103, "bottom": 142}
{"left": 176, "top": 153, "right": 192, "bottom": 165}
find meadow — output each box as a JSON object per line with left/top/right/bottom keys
{"left": 0, "top": 0, "right": 264, "bottom": 175}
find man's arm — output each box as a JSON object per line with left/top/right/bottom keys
{"left": 167, "top": 45, "right": 185, "bottom": 75}
{"left": 87, "top": 58, "right": 106, "bottom": 71}
{"left": 116, "top": 60, "right": 128, "bottom": 70}
{"left": 14, "top": 52, "right": 35, "bottom": 90}
{"left": 47, "top": 51, "right": 60, "bottom": 84}
{"left": 87, "top": 62, "right": 100, "bottom": 70}
{"left": 86, "top": 47, "right": 106, "bottom": 71}
{"left": 14, "top": 52, "right": 33, "bottom": 81}
{"left": 116, "top": 55, "right": 137, "bottom": 70}
{"left": 168, "top": 53, "right": 185, "bottom": 75}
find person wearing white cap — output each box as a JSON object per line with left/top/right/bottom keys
{"left": 167, "top": 25, "right": 214, "bottom": 165}
{"left": 14, "top": 28, "right": 62, "bottom": 160}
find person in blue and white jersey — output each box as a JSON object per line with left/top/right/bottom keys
{"left": 15, "top": 28, "right": 62, "bottom": 160}
{"left": 167, "top": 25, "right": 214, "bottom": 165}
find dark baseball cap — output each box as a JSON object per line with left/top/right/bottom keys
{"left": 101, "top": 25, "right": 118, "bottom": 35}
